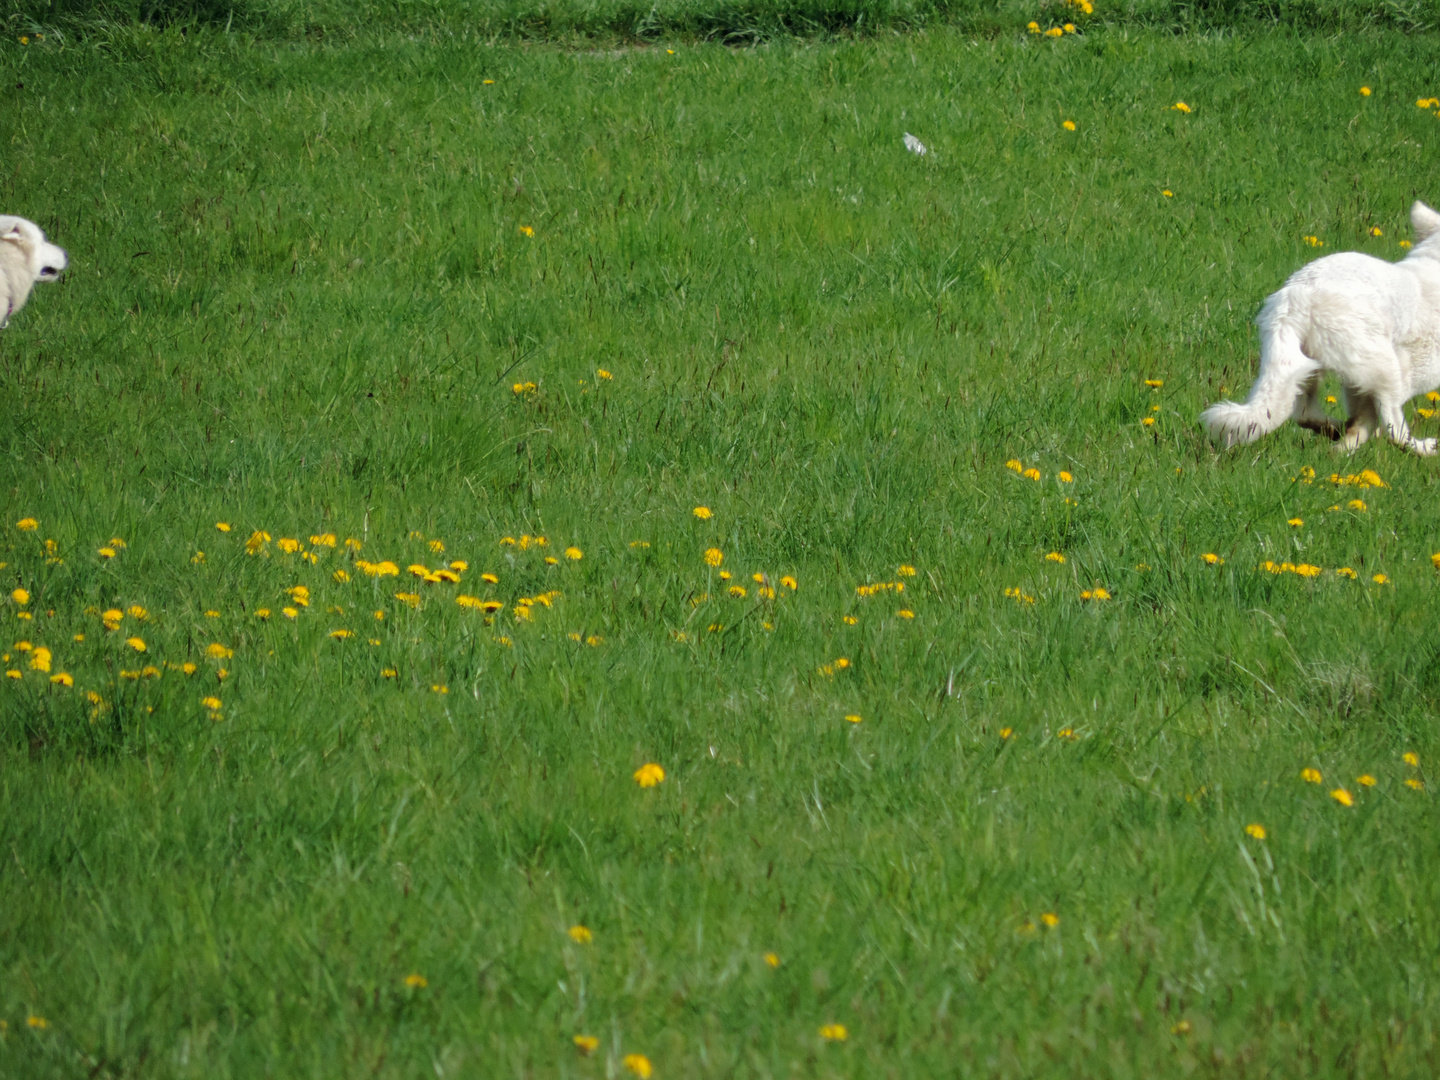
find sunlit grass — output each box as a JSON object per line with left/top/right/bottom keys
{"left": 2, "top": 20, "right": 1440, "bottom": 1078}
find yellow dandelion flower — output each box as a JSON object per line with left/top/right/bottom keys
{"left": 843, "top": 614, "right": 858, "bottom": 625}
{"left": 28, "top": 647, "right": 50, "bottom": 672}
{"left": 1142, "top": 417, "right": 1155, "bottom": 427}
{"left": 17, "top": 518, "right": 39, "bottom": 531}
{"left": 1404, "top": 751, "right": 1419, "bottom": 767}
{"left": 1402, "top": 240, "right": 1413, "bottom": 249}
{"left": 125, "top": 636, "right": 146, "bottom": 652}
{"left": 1162, "top": 189, "right": 1173, "bottom": 197}
{"left": 633, "top": 762, "right": 665, "bottom": 787}
{"left": 1301, "top": 767, "right": 1322, "bottom": 783}
{"left": 781, "top": 575, "right": 798, "bottom": 590}
{"left": 26, "top": 1015, "right": 48, "bottom": 1029}
{"left": 1063, "top": 21, "right": 1076, "bottom": 31}
{"left": 568, "top": 924, "right": 593, "bottom": 944}
{"left": 49, "top": 670, "right": 73, "bottom": 686}
{"left": 764, "top": 951, "right": 780, "bottom": 967}
{"left": 1044, "top": 25, "right": 1063, "bottom": 35}
{"left": 1040, "top": 912, "right": 1059, "bottom": 928}
{"left": 205, "top": 643, "right": 234, "bottom": 659}
{"left": 283, "top": 607, "right": 299, "bottom": 619}
{"left": 564, "top": 546, "right": 583, "bottom": 560}
{"left": 518, "top": 225, "right": 534, "bottom": 237}
{"left": 181, "top": 662, "right": 197, "bottom": 674}
{"left": 1201, "top": 553, "right": 1222, "bottom": 565}
{"left": 1373, "top": 573, "right": 1389, "bottom": 585}
{"left": 1005, "top": 459, "right": 1023, "bottom": 472}
{"left": 596, "top": 369, "right": 613, "bottom": 380}
{"left": 1304, "top": 235, "right": 1324, "bottom": 247}
{"left": 1245, "top": 823, "right": 1266, "bottom": 840}
{"left": 1405, "top": 777, "right": 1425, "bottom": 790}
{"left": 1022, "top": 467, "right": 1042, "bottom": 480}
{"left": 329, "top": 629, "right": 353, "bottom": 639}
{"left": 1360, "top": 86, "right": 1371, "bottom": 96}
{"left": 845, "top": 713, "right": 862, "bottom": 724}
{"left": 1330, "top": 787, "right": 1354, "bottom": 807}
{"left": 1357, "top": 774, "right": 1377, "bottom": 787}
{"left": 1045, "top": 552, "right": 1066, "bottom": 563}
{"left": 1058, "top": 470, "right": 1074, "bottom": 482}
{"left": 1336, "top": 567, "right": 1357, "bottom": 579}
{"left": 1062, "top": 119, "right": 1076, "bottom": 131}
{"left": 1172, "top": 1020, "right": 1192, "bottom": 1035}
{"left": 4, "top": 669, "right": 19, "bottom": 679}
{"left": 897, "top": 608, "right": 915, "bottom": 618}
{"left": 728, "top": 585, "right": 747, "bottom": 598}
{"left": 1287, "top": 517, "right": 1304, "bottom": 527}
{"left": 574, "top": 1035, "right": 599, "bottom": 1055}
{"left": 1172, "top": 101, "right": 1191, "bottom": 112}
{"left": 404, "top": 973, "right": 428, "bottom": 988}
{"left": 1000, "top": 727, "right": 1013, "bottom": 739}
{"left": 693, "top": 506, "right": 712, "bottom": 519}
{"left": 481, "top": 572, "right": 499, "bottom": 583}
{"left": 98, "top": 547, "right": 116, "bottom": 559}
{"left": 511, "top": 381, "right": 536, "bottom": 394}
{"left": 1348, "top": 499, "right": 1367, "bottom": 511}
{"left": 10, "top": 588, "right": 29, "bottom": 606}
{"left": 201, "top": 696, "right": 222, "bottom": 711}
{"left": 623, "top": 1054, "right": 653, "bottom": 1079}
{"left": 245, "top": 530, "right": 270, "bottom": 554}
{"left": 819, "top": 1024, "right": 848, "bottom": 1042}
{"left": 1027, "top": 20, "right": 1039, "bottom": 30}
{"left": 431, "top": 684, "right": 448, "bottom": 694}
{"left": 1370, "top": 227, "right": 1383, "bottom": 237}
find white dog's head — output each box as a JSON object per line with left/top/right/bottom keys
{"left": 0, "top": 216, "right": 67, "bottom": 283}
{"left": 1411, "top": 201, "right": 1440, "bottom": 250}
{"left": 0, "top": 216, "right": 67, "bottom": 327}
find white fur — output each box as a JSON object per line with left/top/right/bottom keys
{"left": 1200, "top": 201, "right": 1440, "bottom": 456}
{"left": 0, "top": 216, "right": 67, "bottom": 329}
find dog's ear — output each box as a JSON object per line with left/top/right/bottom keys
{"left": 1412, "top": 201, "right": 1440, "bottom": 242}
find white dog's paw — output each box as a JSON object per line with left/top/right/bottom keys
{"left": 1412, "top": 437, "right": 1438, "bottom": 456}
{"left": 1340, "top": 428, "right": 1370, "bottom": 452}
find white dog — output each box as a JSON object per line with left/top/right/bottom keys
{"left": 0, "top": 216, "right": 67, "bottom": 328}
{"left": 1201, "top": 201, "right": 1440, "bottom": 455}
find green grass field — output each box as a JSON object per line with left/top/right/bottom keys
{"left": 4, "top": 12, "right": 1440, "bottom": 1077}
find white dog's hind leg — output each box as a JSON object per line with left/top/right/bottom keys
{"left": 1341, "top": 387, "right": 1377, "bottom": 451}
{"left": 1292, "top": 374, "right": 1343, "bottom": 440}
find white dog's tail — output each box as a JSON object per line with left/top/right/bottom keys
{"left": 1199, "top": 292, "right": 1314, "bottom": 447}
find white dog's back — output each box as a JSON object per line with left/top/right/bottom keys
{"left": 1201, "top": 201, "right": 1440, "bottom": 455}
